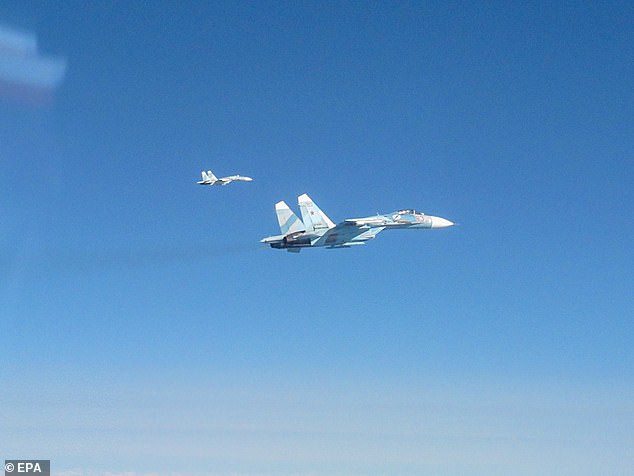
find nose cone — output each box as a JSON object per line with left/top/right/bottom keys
{"left": 244, "top": 177, "right": 253, "bottom": 181}
{"left": 429, "top": 216, "right": 454, "bottom": 228}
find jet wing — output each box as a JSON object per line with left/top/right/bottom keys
{"left": 314, "top": 224, "right": 386, "bottom": 247}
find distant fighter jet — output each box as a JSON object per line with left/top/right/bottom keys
{"left": 197, "top": 170, "right": 253, "bottom": 186}
{"left": 261, "top": 193, "right": 454, "bottom": 252}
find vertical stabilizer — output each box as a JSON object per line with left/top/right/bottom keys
{"left": 275, "top": 201, "right": 305, "bottom": 235}
{"left": 206, "top": 170, "right": 218, "bottom": 181}
{"left": 298, "top": 194, "right": 335, "bottom": 232}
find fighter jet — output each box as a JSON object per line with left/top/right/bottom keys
{"left": 261, "top": 193, "right": 454, "bottom": 252}
{"left": 197, "top": 170, "right": 253, "bottom": 186}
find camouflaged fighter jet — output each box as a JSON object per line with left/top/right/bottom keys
{"left": 261, "top": 193, "right": 454, "bottom": 252}
{"left": 197, "top": 170, "right": 253, "bottom": 186}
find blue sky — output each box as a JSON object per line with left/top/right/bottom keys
{"left": 1, "top": 2, "right": 633, "bottom": 475}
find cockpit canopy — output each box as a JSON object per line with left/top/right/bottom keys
{"left": 396, "top": 209, "right": 423, "bottom": 215}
